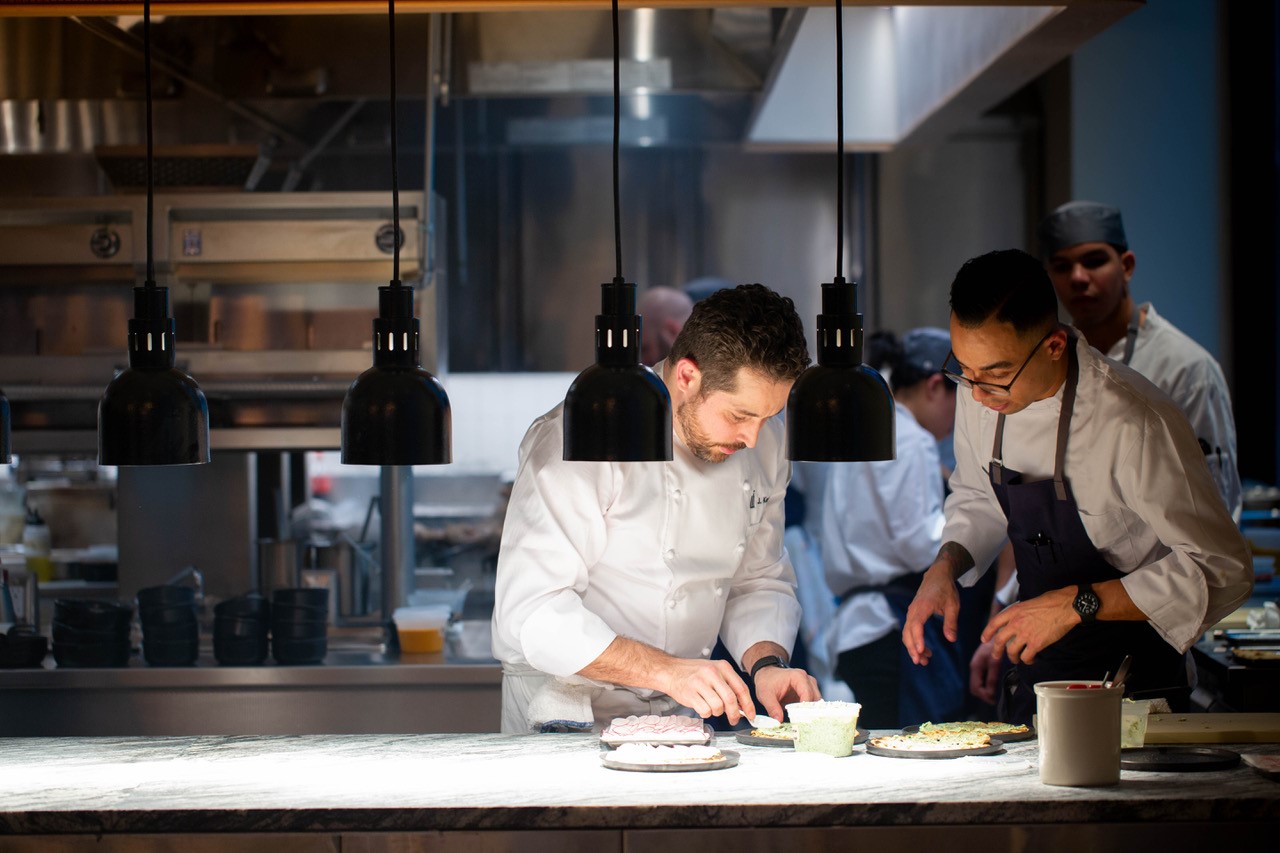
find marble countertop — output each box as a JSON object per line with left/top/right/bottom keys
{"left": 1, "top": 732, "right": 1278, "bottom": 834}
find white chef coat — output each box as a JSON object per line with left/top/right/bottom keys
{"left": 821, "top": 403, "right": 946, "bottom": 655}
{"left": 945, "top": 334, "right": 1253, "bottom": 653}
{"left": 1110, "top": 303, "right": 1241, "bottom": 520}
{"left": 492, "top": 374, "right": 801, "bottom": 728}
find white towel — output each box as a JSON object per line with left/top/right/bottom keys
{"left": 525, "top": 676, "right": 599, "bottom": 733}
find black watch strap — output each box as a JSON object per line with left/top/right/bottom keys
{"left": 749, "top": 654, "right": 789, "bottom": 679}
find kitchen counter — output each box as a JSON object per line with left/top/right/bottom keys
{"left": 0, "top": 732, "right": 1276, "bottom": 850}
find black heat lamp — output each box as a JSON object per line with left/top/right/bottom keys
{"left": 98, "top": 0, "right": 210, "bottom": 467}
{"left": 1, "top": 388, "right": 11, "bottom": 462}
{"left": 786, "top": 0, "right": 894, "bottom": 462}
{"left": 340, "top": 0, "right": 451, "bottom": 466}
{"left": 563, "top": 0, "right": 672, "bottom": 462}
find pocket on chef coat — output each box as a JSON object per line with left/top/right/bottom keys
{"left": 745, "top": 484, "right": 772, "bottom": 528}
{"left": 1078, "top": 506, "right": 1139, "bottom": 567}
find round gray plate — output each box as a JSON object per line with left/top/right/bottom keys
{"left": 902, "top": 723, "right": 1036, "bottom": 743}
{"left": 601, "top": 748, "right": 740, "bottom": 772}
{"left": 1121, "top": 746, "right": 1240, "bottom": 772}
{"left": 735, "top": 728, "right": 869, "bottom": 748}
{"left": 865, "top": 738, "right": 1005, "bottom": 760}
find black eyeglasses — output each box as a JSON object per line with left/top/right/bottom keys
{"left": 942, "top": 329, "right": 1056, "bottom": 399}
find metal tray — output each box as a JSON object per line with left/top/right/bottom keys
{"left": 735, "top": 728, "right": 869, "bottom": 748}
{"left": 1121, "top": 746, "right": 1240, "bottom": 772}
{"left": 902, "top": 723, "right": 1036, "bottom": 743}
{"left": 865, "top": 737, "right": 1005, "bottom": 760}
{"left": 600, "top": 747, "right": 740, "bottom": 773}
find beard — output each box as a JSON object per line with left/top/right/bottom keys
{"left": 676, "top": 396, "right": 746, "bottom": 464}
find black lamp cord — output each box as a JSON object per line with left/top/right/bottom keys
{"left": 389, "top": 0, "right": 401, "bottom": 286}
{"left": 144, "top": 0, "right": 154, "bottom": 287}
{"left": 835, "top": 0, "right": 844, "bottom": 281}
{"left": 612, "top": 0, "right": 623, "bottom": 284}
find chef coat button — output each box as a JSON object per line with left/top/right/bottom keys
{"left": 665, "top": 548, "right": 676, "bottom": 560}
{"left": 735, "top": 542, "right": 745, "bottom": 554}
{"left": 702, "top": 647, "right": 712, "bottom": 657}
{"left": 714, "top": 586, "right": 723, "bottom": 597}
{"left": 667, "top": 599, "right": 677, "bottom": 610}
{"left": 672, "top": 489, "right": 682, "bottom": 500}
{"left": 742, "top": 481, "right": 751, "bottom": 491}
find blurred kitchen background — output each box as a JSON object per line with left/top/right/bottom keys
{"left": 0, "top": 1, "right": 1275, "bottom": 632}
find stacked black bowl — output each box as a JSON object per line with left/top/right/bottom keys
{"left": 213, "top": 593, "right": 270, "bottom": 665}
{"left": 138, "top": 585, "right": 199, "bottom": 666}
{"left": 271, "top": 588, "right": 328, "bottom": 665}
{"left": 52, "top": 599, "right": 133, "bottom": 667}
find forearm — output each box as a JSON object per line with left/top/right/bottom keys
{"left": 932, "top": 541, "right": 975, "bottom": 580}
{"left": 1091, "top": 578, "right": 1145, "bottom": 622}
{"left": 741, "top": 641, "right": 789, "bottom": 675}
{"left": 578, "top": 636, "right": 673, "bottom": 692}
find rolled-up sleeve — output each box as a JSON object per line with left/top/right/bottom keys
{"left": 1116, "top": 408, "right": 1253, "bottom": 652}
{"left": 491, "top": 415, "right": 619, "bottom": 676}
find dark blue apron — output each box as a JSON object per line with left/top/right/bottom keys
{"left": 990, "top": 337, "right": 1188, "bottom": 724}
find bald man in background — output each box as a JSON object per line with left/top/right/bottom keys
{"left": 639, "top": 285, "right": 695, "bottom": 366}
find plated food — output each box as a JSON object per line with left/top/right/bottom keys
{"left": 600, "top": 743, "right": 739, "bottom": 772}
{"left": 866, "top": 730, "right": 1005, "bottom": 759}
{"left": 600, "top": 714, "right": 711, "bottom": 746}
{"left": 911, "top": 720, "right": 1034, "bottom": 742}
{"left": 748, "top": 722, "right": 796, "bottom": 741}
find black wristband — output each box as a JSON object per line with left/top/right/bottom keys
{"left": 749, "top": 654, "right": 789, "bottom": 679}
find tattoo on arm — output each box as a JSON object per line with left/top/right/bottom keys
{"left": 937, "top": 541, "right": 975, "bottom": 575}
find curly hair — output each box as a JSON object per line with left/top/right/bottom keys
{"left": 950, "top": 249, "right": 1059, "bottom": 335}
{"left": 666, "top": 283, "right": 810, "bottom": 395}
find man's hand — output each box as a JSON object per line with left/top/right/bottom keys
{"left": 581, "top": 637, "right": 757, "bottom": 723}
{"left": 969, "top": 639, "right": 1001, "bottom": 704}
{"left": 902, "top": 562, "right": 961, "bottom": 665}
{"left": 650, "top": 658, "right": 757, "bottom": 724}
{"left": 981, "top": 586, "right": 1078, "bottom": 664}
{"left": 752, "top": 666, "right": 821, "bottom": 721}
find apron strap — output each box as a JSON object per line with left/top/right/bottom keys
{"left": 990, "top": 331, "right": 1079, "bottom": 501}
{"left": 1120, "top": 304, "right": 1140, "bottom": 366}
{"left": 1053, "top": 337, "right": 1079, "bottom": 502}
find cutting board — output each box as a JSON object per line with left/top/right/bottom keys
{"left": 1144, "top": 713, "right": 1280, "bottom": 744}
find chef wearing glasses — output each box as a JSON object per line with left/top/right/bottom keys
{"left": 901, "top": 249, "right": 1252, "bottom": 723}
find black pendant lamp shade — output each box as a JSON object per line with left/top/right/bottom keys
{"left": 1, "top": 387, "right": 11, "bottom": 463}
{"left": 787, "top": 276, "right": 894, "bottom": 462}
{"left": 98, "top": 285, "right": 211, "bottom": 466}
{"left": 341, "top": 283, "right": 451, "bottom": 465}
{"left": 786, "top": 0, "right": 894, "bottom": 462}
{"left": 564, "top": 277, "right": 672, "bottom": 462}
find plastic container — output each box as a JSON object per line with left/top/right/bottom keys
{"left": 393, "top": 606, "right": 450, "bottom": 654}
{"left": 785, "top": 701, "right": 862, "bottom": 757}
{"left": 1034, "top": 679, "right": 1123, "bottom": 786}
{"left": 1121, "top": 699, "right": 1152, "bottom": 748}
{"left": 22, "top": 508, "right": 53, "bottom": 584}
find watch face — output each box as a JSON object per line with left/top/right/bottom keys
{"left": 1074, "top": 591, "right": 1100, "bottom": 618}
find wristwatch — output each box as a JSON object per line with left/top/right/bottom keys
{"left": 749, "top": 654, "right": 790, "bottom": 679}
{"left": 1073, "top": 583, "right": 1101, "bottom": 623}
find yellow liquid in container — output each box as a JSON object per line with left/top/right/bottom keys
{"left": 398, "top": 627, "right": 444, "bottom": 653}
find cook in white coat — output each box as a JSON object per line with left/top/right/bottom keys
{"left": 822, "top": 328, "right": 962, "bottom": 727}
{"left": 492, "top": 284, "right": 821, "bottom": 733}
{"left": 903, "top": 250, "right": 1252, "bottom": 722}
{"left": 1037, "top": 201, "right": 1240, "bottom": 518}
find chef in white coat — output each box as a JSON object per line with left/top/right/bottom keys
{"left": 1037, "top": 201, "right": 1241, "bottom": 519}
{"left": 821, "top": 328, "right": 963, "bottom": 727}
{"left": 970, "top": 207, "right": 1246, "bottom": 706}
{"left": 493, "top": 284, "right": 822, "bottom": 733}
{"left": 903, "top": 250, "right": 1252, "bottom": 724}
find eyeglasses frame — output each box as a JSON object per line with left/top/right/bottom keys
{"left": 941, "top": 328, "right": 1058, "bottom": 398}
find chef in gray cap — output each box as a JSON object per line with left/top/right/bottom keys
{"left": 820, "top": 327, "right": 964, "bottom": 727}
{"left": 1037, "top": 201, "right": 1240, "bottom": 519}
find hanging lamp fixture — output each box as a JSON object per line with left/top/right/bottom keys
{"left": 341, "top": 0, "right": 451, "bottom": 466}
{"left": 786, "top": 0, "right": 895, "bottom": 462}
{"left": 563, "top": 0, "right": 672, "bottom": 462}
{"left": 98, "top": 0, "right": 209, "bottom": 467}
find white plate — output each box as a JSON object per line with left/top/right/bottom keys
{"left": 600, "top": 747, "right": 740, "bottom": 773}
